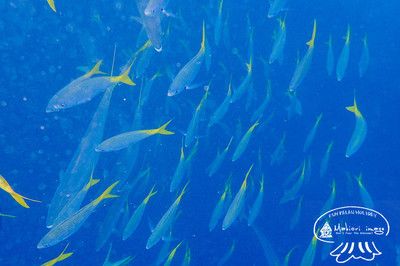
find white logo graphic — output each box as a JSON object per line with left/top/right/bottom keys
{"left": 313, "top": 206, "right": 390, "bottom": 264}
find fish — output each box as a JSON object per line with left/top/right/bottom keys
{"left": 283, "top": 247, "right": 296, "bottom": 266}
{"left": 358, "top": 35, "right": 370, "bottom": 78}
{"left": 251, "top": 80, "right": 272, "bottom": 122}
{"left": 123, "top": 185, "right": 157, "bottom": 240}
{"left": 336, "top": 25, "right": 351, "bottom": 81}
{"left": 136, "top": 0, "right": 164, "bottom": 51}
{"left": 270, "top": 132, "right": 286, "bottom": 166}
{"left": 168, "top": 22, "right": 206, "bottom": 96}
{"left": 222, "top": 164, "right": 253, "bottom": 230}
{"left": 288, "top": 20, "right": 317, "bottom": 93}
{"left": 51, "top": 174, "right": 100, "bottom": 227}
{"left": 269, "top": 18, "right": 286, "bottom": 64}
{"left": 217, "top": 241, "right": 236, "bottom": 266}
{"left": 320, "top": 180, "right": 336, "bottom": 214}
{"left": 280, "top": 160, "right": 306, "bottom": 204}
{"left": 0, "top": 174, "right": 40, "bottom": 208}
{"left": 356, "top": 174, "right": 374, "bottom": 208}
{"left": 0, "top": 213, "right": 16, "bottom": 218}
{"left": 320, "top": 141, "right": 333, "bottom": 177}
{"left": 47, "top": 0, "right": 56, "bottom": 12}
{"left": 345, "top": 95, "right": 367, "bottom": 157}
{"left": 214, "top": 0, "right": 224, "bottom": 46}
{"left": 230, "top": 53, "right": 253, "bottom": 103}
{"left": 232, "top": 121, "right": 259, "bottom": 162}
{"left": 170, "top": 146, "right": 188, "bottom": 193}
{"left": 41, "top": 243, "right": 73, "bottom": 266}
{"left": 326, "top": 35, "right": 335, "bottom": 76}
{"left": 47, "top": 87, "right": 114, "bottom": 228}
{"left": 209, "top": 178, "right": 231, "bottom": 231}
{"left": 303, "top": 113, "right": 323, "bottom": 153}
{"left": 146, "top": 183, "right": 188, "bottom": 249}
{"left": 207, "top": 137, "right": 233, "bottom": 177}
{"left": 252, "top": 226, "right": 281, "bottom": 266}
{"left": 289, "top": 196, "right": 303, "bottom": 230}
{"left": 37, "top": 181, "right": 119, "bottom": 249}
{"left": 164, "top": 241, "right": 183, "bottom": 266}
{"left": 185, "top": 89, "right": 209, "bottom": 147}
{"left": 103, "top": 244, "right": 134, "bottom": 266}
{"left": 247, "top": 175, "right": 264, "bottom": 226}
{"left": 208, "top": 80, "right": 232, "bottom": 128}
{"left": 268, "top": 0, "right": 287, "bottom": 18}
{"left": 181, "top": 244, "right": 191, "bottom": 266}
{"left": 96, "top": 120, "right": 174, "bottom": 152}
{"left": 300, "top": 236, "right": 318, "bottom": 266}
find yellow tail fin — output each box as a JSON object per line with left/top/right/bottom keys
{"left": 93, "top": 181, "right": 120, "bottom": 206}
{"left": 306, "top": 20, "right": 317, "bottom": 48}
{"left": 345, "top": 25, "right": 351, "bottom": 45}
{"left": 346, "top": 96, "right": 362, "bottom": 117}
{"left": 84, "top": 60, "right": 106, "bottom": 78}
{"left": 176, "top": 181, "right": 190, "bottom": 204}
{"left": 249, "top": 120, "right": 260, "bottom": 132}
{"left": 155, "top": 120, "right": 175, "bottom": 135}
{"left": 241, "top": 164, "right": 254, "bottom": 190}
{"left": 144, "top": 185, "right": 157, "bottom": 204}
{"left": 47, "top": 0, "right": 56, "bottom": 12}
{"left": 84, "top": 177, "right": 100, "bottom": 191}
{"left": 10, "top": 192, "right": 29, "bottom": 208}
{"left": 110, "top": 64, "right": 135, "bottom": 86}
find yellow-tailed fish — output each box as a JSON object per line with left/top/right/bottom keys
{"left": 164, "top": 241, "right": 183, "bottom": 266}
{"left": 37, "top": 181, "right": 119, "bottom": 249}
{"left": 207, "top": 137, "right": 233, "bottom": 177}
{"left": 96, "top": 120, "right": 174, "bottom": 152}
{"left": 230, "top": 48, "right": 253, "bottom": 103}
{"left": 209, "top": 178, "right": 231, "bottom": 231}
{"left": 251, "top": 80, "right": 272, "bottom": 122}
{"left": 320, "top": 141, "right": 333, "bottom": 177}
{"left": 326, "top": 35, "right": 335, "bottom": 76}
{"left": 345, "top": 95, "right": 367, "bottom": 157}
{"left": 217, "top": 241, "right": 236, "bottom": 266}
{"left": 288, "top": 20, "right": 317, "bottom": 93}
{"left": 358, "top": 35, "right": 370, "bottom": 78}
{"left": 47, "top": 0, "right": 56, "bottom": 12}
{"left": 0, "top": 174, "right": 40, "bottom": 208}
{"left": 280, "top": 160, "right": 306, "bottom": 204}
{"left": 208, "top": 80, "right": 232, "bottom": 128}
{"left": 300, "top": 236, "right": 317, "bottom": 266}
{"left": 123, "top": 185, "right": 157, "bottom": 240}
{"left": 283, "top": 247, "right": 296, "bottom": 266}
{"left": 41, "top": 243, "right": 73, "bottom": 266}
{"left": 181, "top": 244, "right": 191, "bottom": 266}
{"left": 247, "top": 175, "right": 264, "bottom": 226}
{"left": 135, "top": 0, "right": 163, "bottom": 51}
{"left": 170, "top": 145, "right": 187, "bottom": 193}
{"left": 214, "top": 0, "right": 224, "bottom": 46}
{"left": 303, "top": 113, "right": 323, "bottom": 153}
{"left": 289, "top": 196, "right": 303, "bottom": 230}
{"left": 320, "top": 180, "right": 336, "bottom": 214}
{"left": 232, "top": 121, "right": 259, "bottom": 162}
{"left": 336, "top": 25, "right": 351, "bottom": 81}
{"left": 46, "top": 61, "right": 133, "bottom": 112}
{"left": 185, "top": 89, "right": 209, "bottom": 147}
{"left": 52, "top": 173, "right": 100, "bottom": 227}
{"left": 168, "top": 22, "right": 206, "bottom": 96}
{"left": 269, "top": 18, "right": 286, "bottom": 64}
{"left": 222, "top": 165, "right": 253, "bottom": 230}
{"left": 146, "top": 183, "right": 188, "bottom": 249}
{"left": 356, "top": 173, "right": 374, "bottom": 208}
{"left": 103, "top": 244, "right": 134, "bottom": 266}
{"left": 270, "top": 132, "right": 286, "bottom": 166}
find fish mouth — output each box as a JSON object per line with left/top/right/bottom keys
{"left": 167, "top": 91, "right": 175, "bottom": 97}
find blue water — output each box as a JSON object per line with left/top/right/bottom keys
{"left": 0, "top": 0, "right": 399, "bottom": 265}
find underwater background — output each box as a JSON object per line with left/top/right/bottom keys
{"left": 0, "top": 0, "right": 400, "bottom": 265}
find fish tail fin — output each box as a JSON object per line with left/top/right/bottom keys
{"left": 10, "top": 192, "right": 30, "bottom": 208}
{"left": 345, "top": 25, "right": 351, "bottom": 44}
{"left": 85, "top": 177, "right": 100, "bottom": 191}
{"left": 84, "top": 60, "right": 106, "bottom": 78}
{"left": 306, "top": 19, "right": 317, "bottom": 48}
{"left": 225, "top": 136, "right": 234, "bottom": 151}
{"left": 110, "top": 64, "right": 135, "bottom": 86}
{"left": 58, "top": 252, "right": 73, "bottom": 262}
{"left": 260, "top": 175, "right": 265, "bottom": 192}
{"left": 93, "top": 181, "right": 120, "bottom": 206}
{"left": 144, "top": 185, "right": 157, "bottom": 204}
{"left": 176, "top": 181, "right": 190, "bottom": 203}
{"left": 155, "top": 120, "right": 175, "bottom": 135}
{"left": 242, "top": 164, "right": 254, "bottom": 189}
{"left": 47, "top": 0, "right": 56, "bottom": 12}
{"left": 201, "top": 21, "right": 206, "bottom": 51}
